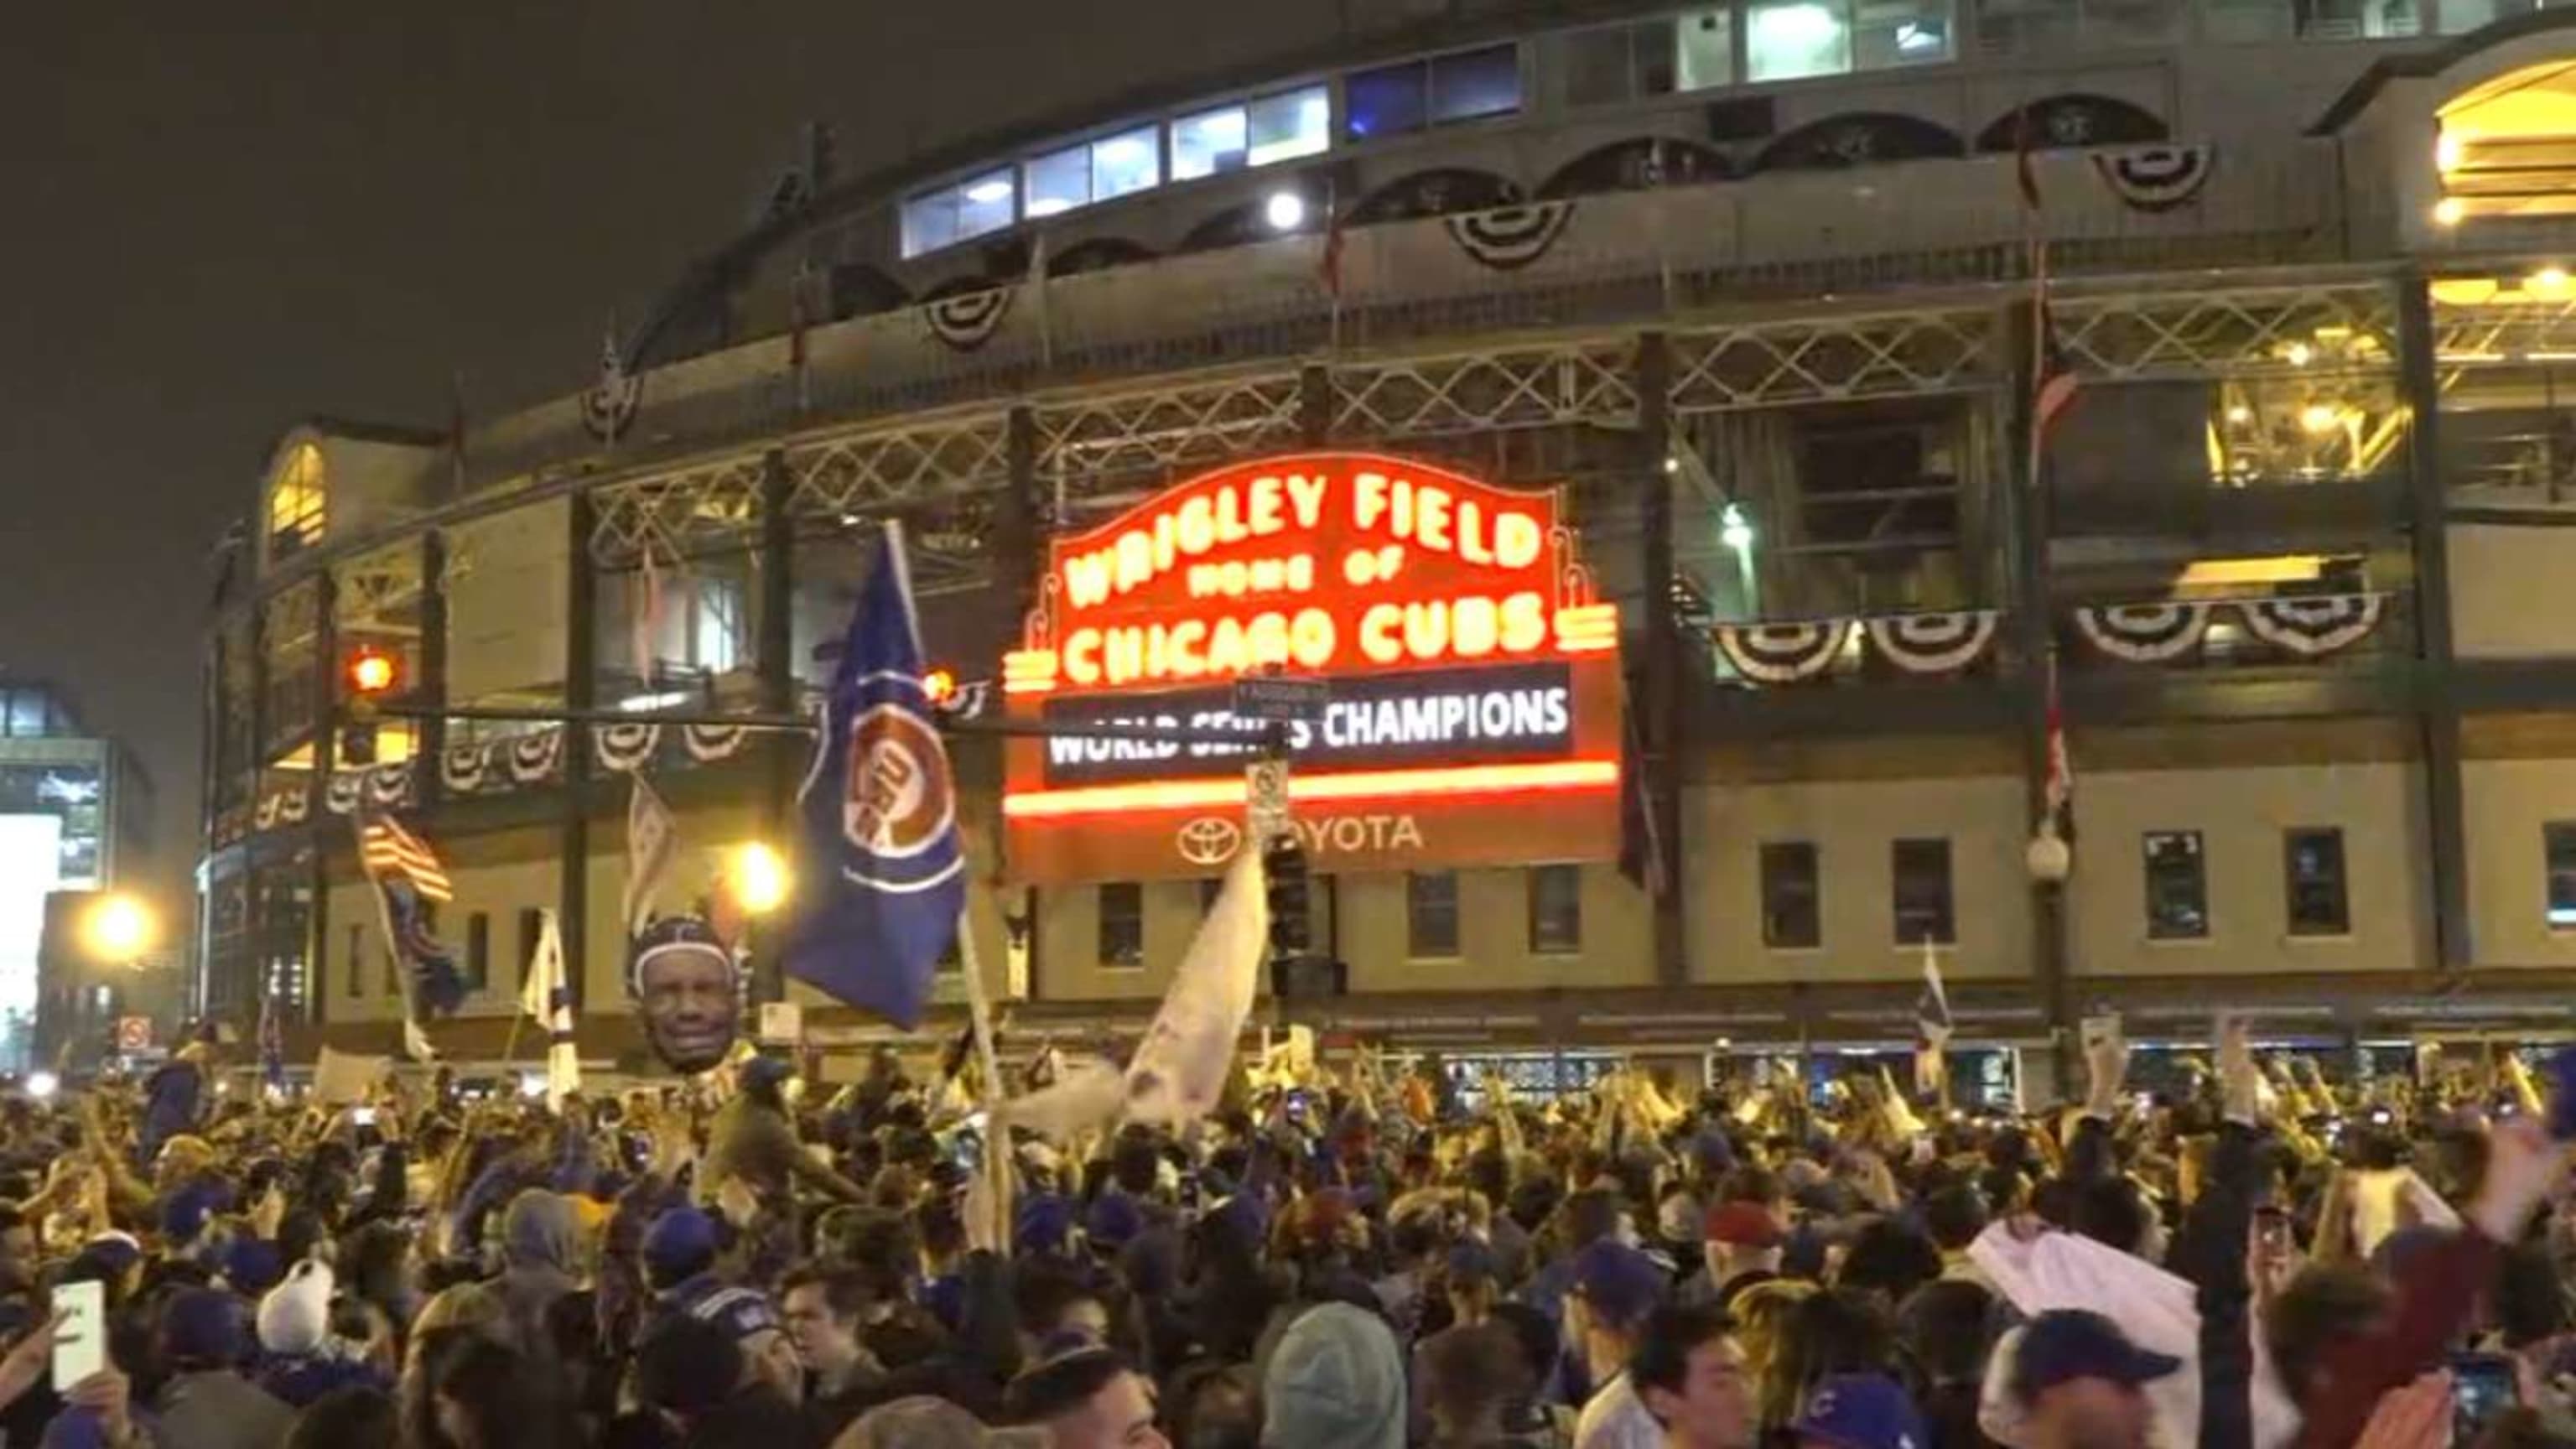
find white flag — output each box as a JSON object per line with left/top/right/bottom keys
{"left": 999, "top": 1055, "right": 1125, "bottom": 1145}
{"left": 623, "top": 775, "right": 677, "bottom": 934}
{"left": 1124, "top": 846, "right": 1268, "bottom": 1127}
{"left": 523, "top": 909, "right": 581, "bottom": 1109}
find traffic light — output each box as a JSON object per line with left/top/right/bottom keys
{"left": 341, "top": 647, "right": 397, "bottom": 765}
{"left": 1263, "top": 835, "right": 1311, "bottom": 958}
{"left": 346, "top": 646, "right": 398, "bottom": 699}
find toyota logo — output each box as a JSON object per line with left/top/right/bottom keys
{"left": 1175, "top": 816, "right": 1244, "bottom": 867}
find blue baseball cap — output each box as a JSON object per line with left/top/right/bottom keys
{"left": 1794, "top": 1373, "right": 1928, "bottom": 1449}
{"left": 1569, "top": 1240, "right": 1666, "bottom": 1329}
{"left": 1015, "top": 1193, "right": 1078, "bottom": 1256}
{"left": 641, "top": 1207, "right": 722, "bottom": 1283}
{"left": 2012, "top": 1310, "right": 2182, "bottom": 1401}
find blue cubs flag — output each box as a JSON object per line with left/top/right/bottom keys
{"left": 783, "top": 522, "right": 965, "bottom": 1028}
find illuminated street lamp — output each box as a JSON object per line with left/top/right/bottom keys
{"left": 81, "top": 894, "right": 157, "bottom": 963}
{"left": 727, "top": 843, "right": 792, "bottom": 917}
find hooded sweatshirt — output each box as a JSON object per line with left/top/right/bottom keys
{"left": 499, "top": 1189, "right": 584, "bottom": 1363}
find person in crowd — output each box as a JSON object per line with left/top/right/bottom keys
{"left": 1689, "top": 1202, "right": 1784, "bottom": 1313}
{"left": 1998, "top": 1310, "right": 2181, "bottom": 1449}
{"left": 1567, "top": 1240, "right": 1671, "bottom": 1449}
{"left": 780, "top": 1262, "right": 884, "bottom": 1439}
{"left": 1005, "top": 1345, "right": 1169, "bottom": 1448}
{"left": 1631, "top": 1304, "right": 1755, "bottom": 1449}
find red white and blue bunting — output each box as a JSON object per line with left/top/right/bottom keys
{"left": 1865, "top": 610, "right": 2001, "bottom": 675}
{"left": 2091, "top": 144, "right": 2216, "bottom": 215}
{"left": 1714, "top": 620, "right": 1856, "bottom": 683}
{"left": 2238, "top": 593, "right": 2385, "bottom": 657}
{"left": 2072, "top": 602, "right": 2212, "bottom": 662}
{"left": 924, "top": 287, "right": 1015, "bottom": 352}
{"left": 1444, "top": 200, "right": 1577, "bottom": 271}
{"left": 593, "top": 722, "right": 662, "bottom": 774}
{"left": 325, "top": 772, "right": 364, "bottom": 816}
{"left": 440, "top": 741, "right": 492, "bottom": 795}
{"left": 682, "top": 721, "right": 750, "bottom": 763}
{"left": 506, "top": 730, "right": 565, "bottom": 785}
{"left": 366, "top": 762, "right": 414, "bottom": 808}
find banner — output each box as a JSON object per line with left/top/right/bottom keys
{"left": 313, "top": 1046, "right": 386, "bottom": 1106}
{"left": 783, "top": 524, "right": 966, "bottom": 1027}
{"left": 1124, "top": 844, "right": 1269, "bottom": 1127}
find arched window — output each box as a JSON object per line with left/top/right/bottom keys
{"left": 2437, "top": 60, "right": 2576, "bottom": 223}
{"left": 268, "top": 444, "right": 326, "bottom": 559}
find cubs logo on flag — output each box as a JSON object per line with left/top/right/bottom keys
{"left": 782, "top": 522, "right": 965, "bottom": 1028}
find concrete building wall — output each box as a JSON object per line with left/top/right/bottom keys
{"left": 2461, "top": 725, "right": 2576, "bottom": 969}
{"left": 2064, "top": 761, "right": 2431, "bottom": 979}
{"left": 1682, "top": 771, "right": 2035, "bottom": 984}
{"left": 446, "top": 500, "right": 569, "bottom": 705}
{"left": 2449, "top": 523, "right": 2576, "bottom": 659}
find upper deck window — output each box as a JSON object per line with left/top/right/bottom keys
{"left": 1348, "top": 44, "right": 1521, "bottom": 140}
{"left": 901, "top": 169, "right": 1015, "bottom": 257}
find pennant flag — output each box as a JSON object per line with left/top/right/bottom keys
{"left": 2033, "top": 298, "right": 2081, "bottom": 444}
{"left": 522, "top": 909, "right": 581, "bottom": 1109}
{"left": 782, "top": 523, "right": 965, "bottom": 1028}
{"left": 1317, "top": 198, "right": 1347, "bottom": 298}
{"left": 1914, "top": 938, "right": 1953, "bottom": 1097}
{"left": 258, "top": 989, "right": 284, "bottom": 1093}
{"left": 2041, "top": 652, "right": 2076, "bottom": 845}
{"left": 1124, "top": 844, "right": 1269, "bottom": 1127}
{"left": 355, "top": 813, "right": 464, "bottom": 1062}
{"left": 999, "top": 1055, "right": 1125, "bottom": 1145}
{"left": 623, "top": 773, "right": 678, "bottom": 936}
{"left": 2013, "top": 104, "right": 2044, "bottom": 214}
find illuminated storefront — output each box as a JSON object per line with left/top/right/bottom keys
{"left": 1001, "top": 453, "right": 1623, "bottom": 884}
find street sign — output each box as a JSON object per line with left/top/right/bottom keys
{"left": 1231, "top": 675, "right": 1328, "bottom": 722}
{"left": 757, "top": 1001, "right": 804, "bottom": 1045}
{"left": 115, "top": 1016, "right": 152, "bottom": 1053}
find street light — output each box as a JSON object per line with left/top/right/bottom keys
{"left": 81, "top": 894, "right": 156, "bottom": 962}
{"left": 727, "top": 844, "right": 792, "bottom": 917}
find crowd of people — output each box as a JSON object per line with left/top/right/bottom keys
{"left": 0, "top": 1017, "right": 2570, "bottom": 1449}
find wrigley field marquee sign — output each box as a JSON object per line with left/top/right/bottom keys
{"left": 1000, "top": 453, "right": 1622, "bottom": 884}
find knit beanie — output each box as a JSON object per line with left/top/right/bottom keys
{"left": 1262, "top": 1302, "right": 1405, "bottom": 1449}
{"left": 258, "top": 1259, "right": 335, "bottom": 1356}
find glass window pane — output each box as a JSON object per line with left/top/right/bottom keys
{"left": 1761, "top": 842, "right": 1821, "bottom": 949}
{"left": 2438, "top": 0, "right": 2535, "bottom": 32}
{"left": 1431, "top": 44, "right": 1522, "bottom": 124}
{"left": 1893, "top": 838, "right": 1955, "bottom": 945}
{"left": 2202, "top": 0, "right": 2295, "bottom": 41}
{"left": 1748, "top": 0, "right": 1852, "bottom": 80}
{"left": 2283, "top": 828, "right": 2350, "bottom": 936}
{"left": 1172, "top": 104, "right": 1249, "bottom": 180}
{"left": 1249, "top": 86, "right": 1331, "bottom": 164}
{"left": 1023, "top": 147, "right": 1088, "bottom": 219}
{"left": 1098, "top": 882, "right": 1143, "bottom": 968}
{"left": 1346, "top": 61, "right": 1429, "bottom": 140}
{"left": 1856, "top": 0, "right": 1952, "bottom": 65}
{"left": 1408, "top": 871, "right": 1461, "bottom": 958}
{"left": 2143, "top": 831, "right": 2209, "bottom": 940}
{"left": 901, "top": 190, "right": 958, "bottom": 258}
{"left": 1091, "top": 127, "right": 1161, "bottom": 202}
{"left": 956, "top": 169, "right": 1015, "bottom": 240}
{"left": 1636, "top": 18, "right": 1681, "bottom": 93}
{"left": 1677, "top": 9, "right": 1734, "bottom": 89}
{"left": 2299, "top": 0, "right": 2421, "bottom": 36}
{"left": 1528, "top": 865, "right": 1582, "bottom": 953}
{"left": 2548, "top": 823, "right": 2576, "bottom": 928}
{"left": 1565, "top": 27, "right": 1635, "bottom": 106}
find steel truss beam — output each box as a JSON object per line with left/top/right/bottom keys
{"left": 1033, "top": 372, "right": 1306, "bottom": 496}
{"left": 1670, "top": 309, "right": 1997, "bottom": 412}
{"left": 2053, "top": 282, "right": 2397, "bottom": 382}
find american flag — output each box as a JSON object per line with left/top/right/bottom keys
{"left": 520, "top": 910, "right": 580, "bottom": 1109}
{"left": 2033, "top": 295, "right": 2081, "bottom": 444}
{"left": 361, "top": 815, "right": 452, "bottom": 903}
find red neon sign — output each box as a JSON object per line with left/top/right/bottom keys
{"left": 1005, "top": 453, "right": 1606, "bottom": 694}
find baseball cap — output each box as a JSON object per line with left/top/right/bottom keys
{"left": 641, "top": 1206, "right": 723, "bottom": 1284}
{"left": 1446, "top": 1239, "right": 1499, "bottom": 1288}
{"left": 2012, "top": 1310, "right": 2182, "bottom": 1401}
{"left": 1015, "top": 1193, "right": 1078, "bottom": 1256}
{"left": 1569, "top": 1239, "right": 1666, "bottom": 1329}
{"left": 1704, "top": 1200, "right": 1784, "bottom": 1249}
{"left": 1794, "top": 1373, "right": 1928, "bottom": 1449}
{"left": 688, "top": 1285, "right": 783, "bottom": 1345}
{"left": 740, "top": 1055, "right": 795, "bottom": 1093}
{"left": 159, "top": 1287, "right": 249, "bottom": 1370}
{"left": 1084, "top": 1192, "right": 1144, "bottom": 1250}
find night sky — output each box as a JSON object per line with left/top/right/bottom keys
{"left": 0, "top": 2, "right": 1356, "bottom": 923}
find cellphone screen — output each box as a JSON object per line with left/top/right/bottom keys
{"left": 51, "top": 1280, "right": 105, "bottom": 1393}
{"left": 2450, "top": 1353, "right": 2517, "bottom": 1445}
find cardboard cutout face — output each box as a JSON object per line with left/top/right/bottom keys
{"left": 633, "top": 929, "right": 741, "bottom": 1076}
